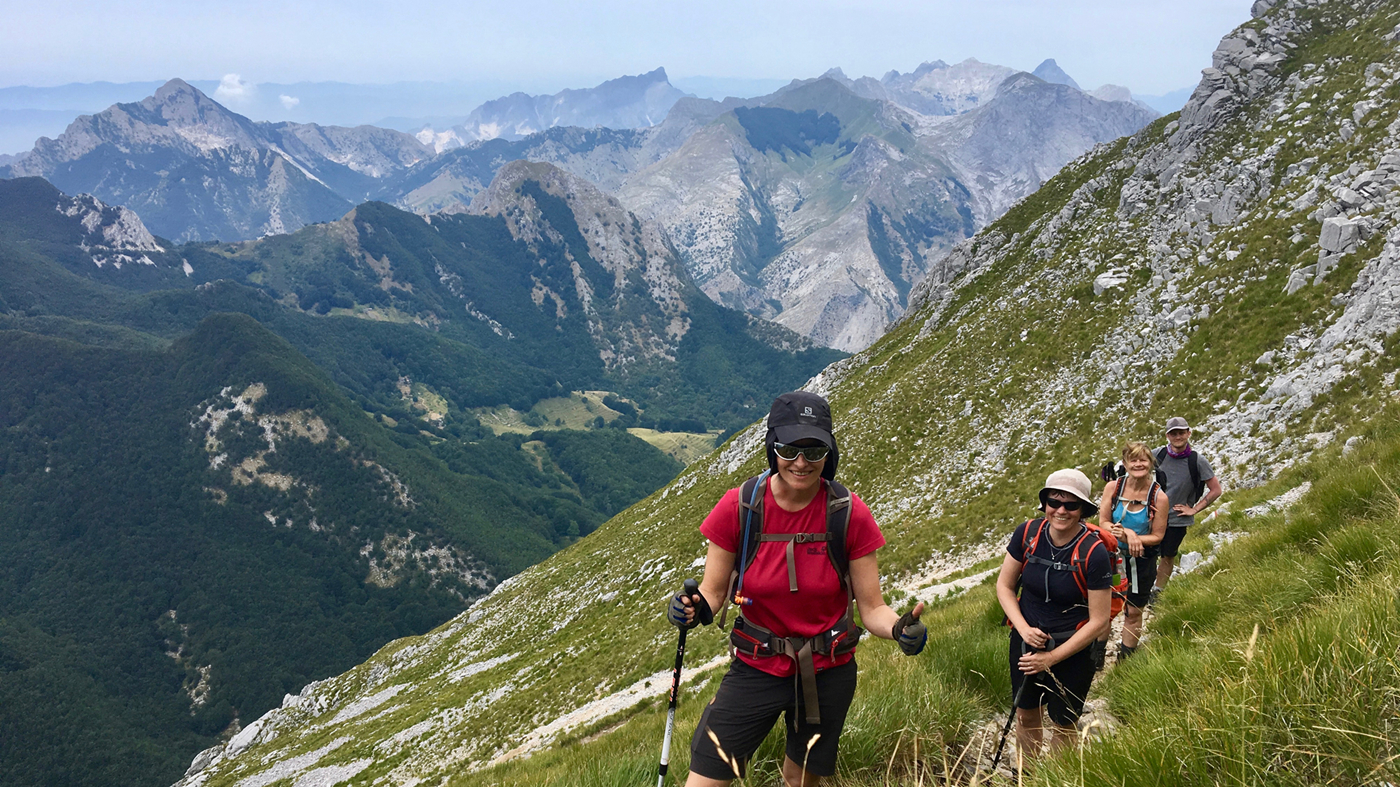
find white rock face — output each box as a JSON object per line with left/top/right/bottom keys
{"left": 58, "top": 192, "right": 164, "bottom": 253}
{"left": 619, "top": 74, "right": 1156, "bottom": 350}
{"left": 879, "top": 58, "right": 1021, "bottom": 115}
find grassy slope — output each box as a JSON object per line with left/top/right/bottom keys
{"left": 188, "top": 1, "right": 1400, "bottom": 784}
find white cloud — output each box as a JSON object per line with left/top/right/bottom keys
{"left": 214, "top": 73, "right": 255, "bottom": 102}
{"left": 279, "top": 94, "right": 300, "bottom": 110}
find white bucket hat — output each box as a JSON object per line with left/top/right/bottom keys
{"left": 1038, "top": 468, "right": 1096, "bottom": 510}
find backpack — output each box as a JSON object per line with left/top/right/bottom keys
{"left": 1104, "top": 478, "right": 1162, "bottom": 596}
{"left": 1106, "top": 477, "right": 1163, "bottom": 523}
{"left": 1155, "top": 447, "right": 1204, "bottom": 504}
{"left": 1015, "top": 517, "right": 1127, "bottom": 626}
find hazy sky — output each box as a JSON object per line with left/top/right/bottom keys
{"left": 3, "top": 0, "right": 1249, "bottom": 95}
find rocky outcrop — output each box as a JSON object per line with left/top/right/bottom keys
{"left": 467, "top": 160, "right": 698, "bottom": 368}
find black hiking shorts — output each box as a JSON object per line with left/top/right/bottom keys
{"left": 1120, "top": 546, "right": 1160, "bottom": 608}
{"left": 1010, "top": 629, "right": 1094, "bottom": 727}
{"left": 689, "top": 657, "right": 857, "bottom": 779}
{"left": 1160, "top": 525, "right": 1188, "bottom": 558}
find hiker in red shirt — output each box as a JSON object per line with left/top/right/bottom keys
{"left": 668, "top": 391, "right": 925, "bottom": 786}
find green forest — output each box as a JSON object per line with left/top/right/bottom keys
{"left": 0, "top": 175, "right": 838, "bottom": 787}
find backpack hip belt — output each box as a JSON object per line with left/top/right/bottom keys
{"left": 729, "top": 613, "right": 863, "bottom": 725}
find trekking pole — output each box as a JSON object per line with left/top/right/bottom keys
{"left": 990, "top": 640, "right": 1034, "bottom": 773}
{"left": 657, "top": 579, "right": 700, "bottom": 787}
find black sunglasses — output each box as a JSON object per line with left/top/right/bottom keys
{"left": 773, "top": 443, "right": 830, "bottom": 462}
{"left": 1043, "top": 498, "right": 1085, "bottom": 512}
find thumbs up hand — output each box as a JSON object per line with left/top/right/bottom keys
{"left": 891, "top": 602, "right": 927, "bottom": 656}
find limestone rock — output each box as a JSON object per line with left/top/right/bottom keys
{"left": 1095, "top": 269, "right": 1131, "bottom": 295}
{"left": 1285, "top": 269, "right": 1309, "bottom": 294}
{"left": 1319, "top": 216, "right": 1360, "bottom": 253}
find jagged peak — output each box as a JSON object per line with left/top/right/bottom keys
{"left": 1031, "top": 58, "right": 1081, "bottom": 90}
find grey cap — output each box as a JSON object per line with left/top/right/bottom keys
{"left": 1164, "top": 416, "right": 1191, "bottom": 433}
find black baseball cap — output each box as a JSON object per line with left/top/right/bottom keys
{"left": 765, "top": 391, "right": 839, "bottom": 479}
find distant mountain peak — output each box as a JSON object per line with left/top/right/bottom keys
{"left": 154, "top": 77, "right": 200, "bottom": 98}
{"left": 430, "top": 69, "right": 690, "bottom": 147}
{"left": 1031, "top": 58, "right": 1081, "bottom": 90}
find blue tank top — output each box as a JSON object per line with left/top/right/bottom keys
{"left": 1112, "top": 494, "right": 1152, "bottom": 536}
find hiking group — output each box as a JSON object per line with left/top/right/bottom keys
{"left": 665, "top": 392, "right": 1222, "bottom": 786}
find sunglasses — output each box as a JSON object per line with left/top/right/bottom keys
{"left": 1043, "top": 498, "right": 1085, "bottom": 512}
{"left": 773, "top": 443, "right": 830, "bottom": 462}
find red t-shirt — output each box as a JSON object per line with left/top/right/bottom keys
{"left": 701, "top": 479, "right": 885, "bottom": 677}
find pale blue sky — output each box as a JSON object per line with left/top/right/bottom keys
{"left": 4, "top": 0, "right": 1249, "bottom": 95}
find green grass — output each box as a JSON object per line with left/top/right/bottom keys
{"left": 466, "top": 406, "right": 1400, "bottom": 787}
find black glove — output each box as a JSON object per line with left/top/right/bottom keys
{"left": 665, "top": 583, "right": 712, "bottom": 630}
{"left": 1089, "top": 639, "right": 1107, "bottom": 672}
{"left": 891, "top": 609, "right": 927, "bottom": 656}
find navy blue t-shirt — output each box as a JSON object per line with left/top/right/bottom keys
{"left": 1007, "top": 519, "right": 1112, "bottom": 635}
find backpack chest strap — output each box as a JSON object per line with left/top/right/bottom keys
{"left": 759, "top": 532, "right": 832, "bottom": 592}
{"left": 1024, "top": 553, "right": 1076, "bottom": 573}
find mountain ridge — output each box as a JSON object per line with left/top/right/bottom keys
{"left": 0, "top": 79, "right": 433, "bottom": 241}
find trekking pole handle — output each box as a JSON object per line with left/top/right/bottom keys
{"left": 659, "top": 581, "right": 699, "bottom": 786}
{"left": 682, "top": 578, "right": 714, "bottom": 626}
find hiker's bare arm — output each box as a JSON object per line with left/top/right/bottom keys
{"left": 1098, "top": 480, "right": 1117, "bottom": 531}
{"left": 679, "top": 542, "right": 736, "bottom": 624}
{"left": 851, "top": 553, "right": 922, "bottom": 639}
{"left": 1190, "top": 477, "right": 1224, "bottom": 515}
{"left": 997, "top": 553, "right": 1048, "bottom": 648}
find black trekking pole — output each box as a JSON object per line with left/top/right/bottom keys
{"left": 990, "top": 640, "right": 1035, "bottom": 773}
{"left": 657, "top": 579, "right": 701, "bottom": 787}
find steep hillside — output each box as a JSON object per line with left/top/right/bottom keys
{"left": 176, "top": 1, "right": 1400, "bottom": 785}
{"left": 0, "top": 80, "right": 432, "bottom": 241}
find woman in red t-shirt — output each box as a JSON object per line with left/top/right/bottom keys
{"left": 668, "top": 391, "right": 925, "bottom": 786}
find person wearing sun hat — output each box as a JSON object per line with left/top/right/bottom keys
{"left": 995, "top": 468, "right": 1113, "bottom": 758}
{"left": 666, "top": 391, "right": 926, "bottom": 786}
{"left": 1151, "top": 417, "right": 1223, "bottom": 601}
